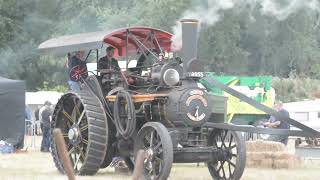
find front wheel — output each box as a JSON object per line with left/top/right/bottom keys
{"left": 207, "top": 129, "right": 246, "bottom": 180}
{"left": 134, "top": 122, "right": 173, "bottom": 180}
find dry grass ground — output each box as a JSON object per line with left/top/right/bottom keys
{"left": 0, "top": 136, "right": 319, "bottom": 180}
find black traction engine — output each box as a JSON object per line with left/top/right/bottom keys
{"left": 50, "top": 19, "right": 246, "bottom": 180}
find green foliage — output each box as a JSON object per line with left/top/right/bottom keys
{"left": 37, "top": 81, "right": 68, "bottom": 92}
{"left": 272, "top": 77, "right": 320, "bottom": 102}
{"left": 199, "top": 10, "right": 249, "bottom": 74}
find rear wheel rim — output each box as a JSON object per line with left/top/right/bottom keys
{"left": 51, "top": 92, "right": 108, "bottom": 175}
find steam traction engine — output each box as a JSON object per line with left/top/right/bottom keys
{"left": 49, "top": 20, "right": 245, "bottom": 180}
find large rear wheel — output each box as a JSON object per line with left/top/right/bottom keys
{"left": 207, "top": 129, "right": 246, "bottom": 180}
{"left": 51, "top": 91, "right": 109, "bottom": 175}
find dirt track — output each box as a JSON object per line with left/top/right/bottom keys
{"left": 0, "top": 136, "right": 319, "bottom": 180}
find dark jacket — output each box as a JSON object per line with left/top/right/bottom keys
{"left": 278, "top": 109, "right": 290, "bottom": 129}
{"left": 98, "top": 56, "right": 120, "bottom": 71}
{"left": 41, "top": 108, "right": 52, "bottom": 128}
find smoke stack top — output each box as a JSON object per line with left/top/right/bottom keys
{"left": 180, "top": 19, "right": 199, "bottom": 24}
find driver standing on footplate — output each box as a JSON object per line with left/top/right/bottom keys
{"left": 98, "top": 46, "right": 120, "bottom": 74}
{"left": 98, "top": 46, "right": 121, "bottom": 92}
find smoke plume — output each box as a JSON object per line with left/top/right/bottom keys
{"left": 171, "top": 0, "right": 320, "bottom": 50}
{"left": 171, "top": 0, "right": 235, "bottom": 51}
{"left": 259, "top": 0, "right": 320, "bottom": 20}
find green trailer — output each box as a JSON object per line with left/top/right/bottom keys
{"left": 201, "top": 73, "right": 275, "bottom": 125}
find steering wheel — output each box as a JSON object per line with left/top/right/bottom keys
{"left": 69, "top": 65, "right": 88, "bottom": 82}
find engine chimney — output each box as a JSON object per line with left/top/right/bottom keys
{"left": 180, "top": 19, "right": 200, "bottom": 77}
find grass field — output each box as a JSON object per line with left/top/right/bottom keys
{"left": 0, "top": 136, "right": 319, "bottom": 180}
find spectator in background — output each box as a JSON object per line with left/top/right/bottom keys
{"left": 39, "top": 101, "right": 52, "bottom": 152}
{"left": 34, "top": 105, "right": 41, "bottom": 135}
{"left": 65, "top": 52, "right": 72, "bottom": 68}
{"left": 263, "top": 102, "right": 290, "bottom": 145}
{"left": 25, "top": 105, "right": 32, "bottom": 122}
{"left": 25, "top": 105, "right": 32, "bottom": 135}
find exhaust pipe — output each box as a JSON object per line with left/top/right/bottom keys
{"left": 180, "top": 19, "right": 200, "bottom": 77}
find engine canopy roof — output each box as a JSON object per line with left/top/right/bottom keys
{"left": 38, "top": 27, "right": 173, "bottom": 57}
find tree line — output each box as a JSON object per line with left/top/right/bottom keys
{"left": 0, "top": 0, "right": 319, "bottom": 101}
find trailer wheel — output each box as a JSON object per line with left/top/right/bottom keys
{"left": 134, "top": 122, "right": 173, "bottom": 180}
{"left": 50, "top": 91, "right": 109, "bottom": 175}
{"left": 207, "top": 129, "right": 246, "bottom": 180}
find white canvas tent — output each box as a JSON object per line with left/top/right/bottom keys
{"left": 26, "top": 91, "right": 63, "bottom": 107}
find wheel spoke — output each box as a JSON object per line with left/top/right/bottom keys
{"left": 77, "top": 110, "right": 85, "bottom": 125}
{"left": 144, "top": 134, "right": 151, "bottom": 143}
{"left": 218, "top": 133, "right": 224, "bottom": 148}
{"left": 230, "top": 144, "right": 236, "bottom": 150}
{"left": 222, "top": 130, "right": 228, "bottom": 142}
{"left": 154, "top": 155, "right": 163, "bottom": 175}
{"left": 141, "top": 142, "right": 148, "bottom": 150}
{"left": 152, "top": 161, "right": 157, "bottom": 177}
{"left": 63, "top": 118, "right": 72, "bottom": 128}
{"left": 71, "top": 107, "right": 77, "bottom": 125}
{"left": 217, "top": 160, "right": 225, "bottom": 173}
{"left": 228, "top": 161, "right": 232, "bottom": 177}
{"left": 68, "top": 147, "right": 75, "bottom": 156}
{"left": 62, "top": 109, "right": 75, "bottom": 124}
{"left": 221, "top": 131, "right": 228, "bottom": 148}
{"left": 73, "top": 98, "right": 81, "bottom": 117}
{"left": 153, "top": 141, "right": 161, "bottom": 150}
{"left": 158, "top": 158, "right": 163, "bottom": 176}
{"left": 80, "top": 149, "right": 86, "bottom": 161}
{"left": 65, "top": 144, "right": 72, "bottom": 152}
{"left": 221, "top": 162, "right": 226, "bottom": 178}
{"left": 143, "top": 135, "right": 151, "bottom": 147}
{"left": 148, "top": 168, "right": 153, "bottom": 176}
{"left": 229, "top": 134, "right": 233, "bottom": 147}
{"left": 74, "top": 149, "right": 81, "bottom": 170}
{"left": 82, "top": 138, "right": 88, "bottom": 145}
{"left": 154, "top": 156, "right": 162, "bottom": 163}
{"left": 80, "top": 124, "right": 88, "bottom": 132}
{"left": 73, "top": 150, "right": 78, "bottom": 171}
{"left": 150, "top": 130, "right": 154, "bottom": 148}
{"left": 222, "top": 141, "right": 227, "bottom": 149}
{"left": 227, "top": 159, "right": 236, "bottom": 168}
{"left": 214, "top": 139, "right": 219, "bottom": 148}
